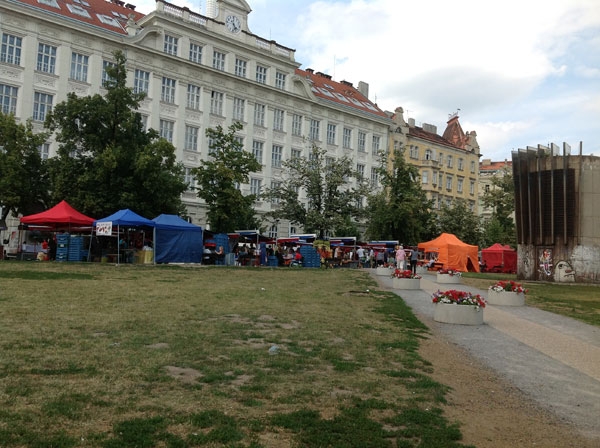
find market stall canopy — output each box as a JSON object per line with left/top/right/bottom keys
{"left": 418, "top": 233, "right": 479, "bottom": 272}
{"left": 94, "top": 209, "right": 155, "bottom": 229}
{"left": 152, "top": 214, "right": 203, "bottom": 263}
{"left": 230, "top": 230, "right": 274, "bottom": 244}
{"left": 20, "top": 200, "right": 95, "bottom": 229}
{"left": 481, "top": 243, "right": 517, "bottom": 273}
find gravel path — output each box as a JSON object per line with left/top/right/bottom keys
{"left": 372, "top": 270, "right": 600, "bottom": 440}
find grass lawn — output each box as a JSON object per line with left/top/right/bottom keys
{"left": 0, "top": 262, "right": 472, "bottom": 448}
{"left": 461, "top": 273, "right": 600, "bottom": 327}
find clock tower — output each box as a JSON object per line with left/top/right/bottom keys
{"left": 206, "top": 0, "right": 252, "bottom": 34}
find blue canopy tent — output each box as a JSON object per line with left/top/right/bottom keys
{"left": 152, "top": 214, "right": 203, "bottom": 263}
{"left": 93, "top": 209, "right": 155, "bottom": 264}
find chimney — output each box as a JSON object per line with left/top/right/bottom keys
{"left": 408, "top": 118, "right": 415, "bottom": 127}
{"left": 357, "top": 81, "right": 369, "bottom": 98}
{"left": 206, "top": 0, "right": 217, "bottom": 18}
{"left": 305, "top": 68, "right": 314, "bottom": 74}
{"left": 341, "top": 80, "right": 353, "bottom": 87}
{"left": 422, "top": 123, "right": 437, "bottom": 134}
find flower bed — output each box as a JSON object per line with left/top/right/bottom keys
{"left": 436, "top": 269, "right": 461, "bottom": 284}
{"left": 432, "top": 290, "right": 486, "bottom": 325}
{"left": 391, "top": 269, "right": 421, "bottom": 279}
{"left": 487, "top": 280, "right": 526, "bottom": 306}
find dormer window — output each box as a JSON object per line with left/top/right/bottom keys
{"left": 67, "top": 4, "right": 90, "bottom": 18}
{"left": 38, "top": 0, "right": 60, "bottom": 8}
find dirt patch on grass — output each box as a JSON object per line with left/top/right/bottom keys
{"left": 419, "top": 335, "right": 598, "bottom": 448}
{"left": 165, "top": 366, "right": 202, "bottom": 384}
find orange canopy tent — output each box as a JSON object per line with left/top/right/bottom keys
{"left": 418, "top": 233, "right": 479, "bottom": 272}
{"left": 481, "top": 243, "right": 517, "bottom": 273}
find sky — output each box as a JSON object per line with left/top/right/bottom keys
{"left": 134, "top": 0, "right": 600, "bottom": 161}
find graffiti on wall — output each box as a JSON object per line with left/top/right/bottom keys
{"left": 538, "top": 248, "right": 553, "bottom": 279}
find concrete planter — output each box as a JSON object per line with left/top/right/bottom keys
{"left": 487, "top": 290, "right": 525, "bottom": 306}
{"left": 392, "top": 277, "right": 421, "bottom": 290}
{"left": 376, "top": 267, "right": 391, "bottom": 276}
{"left": 436, "top": 273, "right": 461, "bottom": 284}
{"left": 433, "top": 303, "right": 484, "bottom": 325}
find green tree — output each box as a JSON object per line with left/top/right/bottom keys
{"left": 481, "top": 169, "right": 516, "bottom": 246}
{"left": 365, "top": 148, "right": 433, "bottom": 245}
{"left": 436, "top": 199, "right": 483, "bottom": 246}
{"left": 264, "top": 144, "right": 369, "bottom": 239}
{"left": 45, "top": 50, "right": 187, "bottom": 218}
{"left": 192, "top": 122, "right": 261, "bottom": 233}
{"left": 0, "top": 113, "right": 49, "bottom": 220}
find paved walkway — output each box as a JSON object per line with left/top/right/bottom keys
{"left": 371, "top": 270, "right": 600, "bottom": 440}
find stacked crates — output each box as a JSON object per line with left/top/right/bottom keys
{"left": 55, "top": 233, "right": 69, "bottom": 262}
{"left": 299, "top": 246, "right": 320, "bottom": 268}
{"left": 68, "top": 236, "right": 84, "bottom": 261}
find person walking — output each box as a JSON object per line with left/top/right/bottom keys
{"left": 395, "top": 245, "right": 406, "bottom": 270}
{"left": 410, "top": 247, "right": 419, "bottom": 274}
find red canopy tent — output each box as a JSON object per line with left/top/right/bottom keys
{"left": 481, "top": 243, "right": 517, "bottom": 273}
{"left": 418, "top": 233, "right": 479, "bottom": 272}
{"left": 20, "top": 200, "right": 95, "bottom": 229}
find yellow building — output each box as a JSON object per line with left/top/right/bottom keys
{"left": 389, "top": 107, "right": 481, "bottom": 212}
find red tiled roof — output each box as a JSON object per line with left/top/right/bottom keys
{"left": 12, "top": 0, "right": 145, "bottom": 35}
{"left": 295, "top": 68, "right": 388, "bottom": 119}
{"left": 442, "top": 116, "right": 468, "bottom": 149}
{"left": 408, "top": 126, "right": 455, "bottom": 148}
{"left": 480, "top": 161, "right": 512, "bottom": 171}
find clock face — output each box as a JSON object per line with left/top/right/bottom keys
{"left": 225, "top": 15, "right": 241, "bottom": 33}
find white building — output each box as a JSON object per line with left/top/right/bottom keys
{"left": 0, "top": 0, "right": 391, "bottom": 237}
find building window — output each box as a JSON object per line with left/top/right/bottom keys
{"left": 327, "top": 123, "right": 336, "bottom": 145}
{"left": 184, "top": 167, "right": 195, "bottom": 190}
{"left": 470, "top": 180, "right": 475, "bottom": 195}
{"left": 254, "top": 103, "right": 265, "bottom": 127}
{"left": 233, "top": 136, "right": 244, "bottom": 150}
{"left": 409, "top": 145, "right": 419, "bottom": 159}
{"left": 1, "top": 34, "right": 22, "bottom": 65}
{"left": 184, "top": 125, "right": 199, "bottom": 151}
{"left": 164, "top": 34, "right": 178, "bottom": 56}
{"left": 187, "top": 84, "right": 201, "bottom": 110}
{"left": 37, "top": 43, "right": 56, "bottom": 74}
{"left": 101, "top": 60, "right": 116, "bottom": 87}
{"left": 268, "top": 223, "right": 278, "bottom": 237}
{"left": 292, "top": 114, "right": 302, "bottom": 136}
{"left": 275, "top": 71, "right": 286, "bottom": 90}
{"left": 458, "top": 158, "right": 464, "bottom": 171}
{"left": 438, "top": 152, "right": 443, "bottom": 163}
{"left": 70, "top": 52, "right": 89, "bottom": 82}
{"left": 370, "top": 168, "right": 378, "bottom": 187}
{"left": 233, "top": 97, "right": 245, "bottom": 121}
{"left": 159, "top": 119, "right": 174, "bottom": 143}
{"left": 33, "top": 91, "right": 53, "bottom": 121}
{"left": 0, "top": 84, "right": 18, "bottom": 115}
{"left": 139, "top": 114, "right": 148, "bottom": 131}
{"left": 38, "top": 143, "right": 50, "bottom": 160}
{"left": 309, "top": 119, "right": 320, "bottom": 141}
{"left": 252, "top": 140, "right": 263, "bottom": 164}
{"left": 291, "top": 148, "right": 302, "bottom": 159}
{"left": 447, "top": 155, "right": 453, "bottom": 168}
{"left": 343, "top": 128, "right": 352, "bottom": 149}
{"left": 457, "top": 177, "right": 464, "bottom": 193}
{"left": 235, "top": 58, "right": 247, "bottom": 78}
{"left": 270, "top": 181, "right": 281, "bottom": 204}
{"left": 273, "top": 108, "right": 284, "bottom": 131}
{"left": 432, "top": 171, "right": 438, "bottom": 185}
{"left": 134, "top": 69, "right": 150, "bottom": 95}
{"left": 356, "top": 163, "right": 365, "bottom": 179}
{"left": 188, "top": 43, "right": 202, "bottom": 64}
{"left": 425, "top": 149, "right": 432, "bottom": 160}
{"left": 446, "top": 175, "right": 453, "bottom": 190}
{"left": 358, "top": 131, "right": 366, "bottom": 152}
{"left": 422, "top": 170, "right": 429, "bottom": 184}
{"left": 271, "top": 145, "right": 283, "bottom": 168}
{"left": 161, "top": 77, "right": 176, "bottom": 103}
{"left": 256, "top": 65, "right": 267, "bottom": 84}
{"left": 250, "top": 178, "right": 262, "bottom": 197}
{"left": 213, "top": 51, "right": 225, "bottom": 71}
{"left": 372, "top": 135, "right": 381, "bottom": 155}
{"left": 470, "top": 161, "right": 476, "bottom": 173}
{"left": 210, "top": 91, "right": 224, "bottom": 115}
